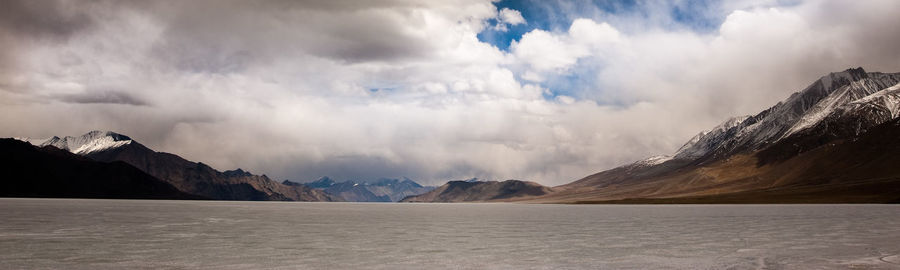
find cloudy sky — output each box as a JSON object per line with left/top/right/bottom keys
{"left": 2, "top": 0, "right": 899, "bottom": 186}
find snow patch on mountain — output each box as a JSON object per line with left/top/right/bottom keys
{"left": 846, "top": 83, "right": 900, "bottom": 118}
{"left": 675, "top": 131, "right": 707, "bottom": 155}
{"left": 673, "top": 115, "right": 750, "bottom": 159}
{"left": 634, "top": 155, "right": 672, "bottom": 167}
{"left": 784, "top": 85, "right": 854, "bottom": 137}
{"left": 70, "top": 136, "right": 132, "bottom": 154}
{"left": 785, "top": 78, "right": 900, "bottom": 137}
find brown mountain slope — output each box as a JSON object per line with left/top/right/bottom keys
{"left": 400, "top": 180, "right": 553, "bottom": 202}
{"left": 529, "top": 118, "right": 900, "bottom": 203}
{"left": 511, "top": 68, "right": 900, "bottom": 204}
{"left": 84, "top": 138, "right": 338, "bottom": 202}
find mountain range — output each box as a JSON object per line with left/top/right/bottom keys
{"left": 0, "top": 138, "right": 198, "bottom": 200}
{"left": 405, "top": 67, "right": 900, "bottom": 203}
{"left": 7, "top": 131, "right": 339, "bottom": 201}
{"left": 400, "top": 179, "right": 552, "bottom": 202}
{"left": 286, "top": 177, "right": 434, "bottom": 202}
{"left": 5, "top": 67, "right": 900, "bottom": 203}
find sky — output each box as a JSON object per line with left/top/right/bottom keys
{"left": 1, "top": 0, "right": 899, "bottom": 186}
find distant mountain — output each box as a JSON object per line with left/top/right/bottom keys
{"left": 302, "top": 176, "right": 337, "bottom": 189}
{"left": 323, "top": 181, "right": 392, "bottom": 202}
{"left": 289, "top": 177, "right": 434, "bottom": 202}
{"left": 365, "top": 177, "right": 435, "bottom": 202}
{"left": 0, "top": 138, "right": 199, "bottom": 200}
{"left": 21, "top": 131, "right": 339, "bottom": 202}
{"left": 400, "top": 179, "right": 553, "bottom": 202}
{"left": 535, "top": 67, "right": 900, "bottom": 203}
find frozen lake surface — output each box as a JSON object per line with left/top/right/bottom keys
{"left": 2, "top": 198, "right": 900, "bottom": 269}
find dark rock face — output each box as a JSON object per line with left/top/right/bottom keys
{"left": 0, "top": 139, "right": 200, "bottom": 200}
{"left": 223, "top": 168, "right": 253, "bottom": 178}
{"left": 400, "top": 180, "right": 553, "bottom": 202}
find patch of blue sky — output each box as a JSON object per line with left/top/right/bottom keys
{"left": 535, "top": 57, "right": 607, "bottom": 101}
{"left": 476, "top": 0, "right": 740, "bottom": 51}
{"left": 479, "top": 0, "right": 736, "bottom": 104}
{"left": 667, "top": 0, "right": 722, "bottom": 31}
{"left": 479, "top": 0, "right": 638, "bottom": 51}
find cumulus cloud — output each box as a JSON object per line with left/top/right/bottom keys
{"left": 512, "top": 0, "right": 900, "bottom": 123}
{"left": 512, "top": 18, "right": 621, "bottom": 77}
{"left": 494, "top": 7, "right": 526, "bottom": 31}
{"left": 1, "top": 0, "right": 899, "bottom": 186}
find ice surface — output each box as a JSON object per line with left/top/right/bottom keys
{"left": 2, "top": 199, "right": 900, "bottom": 269}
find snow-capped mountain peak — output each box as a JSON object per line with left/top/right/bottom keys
{"left": 19, "top": 130, "right": 133, "bottom": 155}
{"left": 670, "top": 68, "right": 900, "bottom": 162}
{"left": 818, "top": 67, "right": 868, "bottom": 92}
{"left": 781, "top": 71, "right": 900, "bottom": 138}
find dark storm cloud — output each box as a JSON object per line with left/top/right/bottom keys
{"left": 0, "top": 0, "right": 92, "bottom": 62}
{"left": 57, "top": 90, "right": 149, "bottom": 106}
{"left": 143, "top": 0, "right": 439, "bottom": 74}
{"left": 0, "top": 0, "right": 95, "bottom": 40}
{"left": 0, "top": 0, "right": 97, "bottom": 92}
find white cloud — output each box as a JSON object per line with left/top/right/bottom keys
{"left": 2, "top": 0, "right": 900, "bottom": 186}
{"left": 511, "top": 19, "right": 621, "bottom": 76}
{"left": 494, "top": 7, "right": 526, "bottom": 31}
